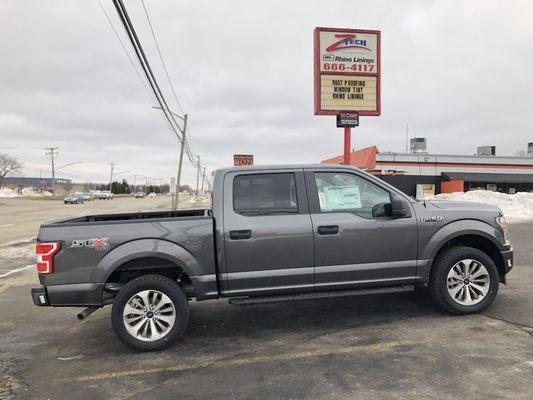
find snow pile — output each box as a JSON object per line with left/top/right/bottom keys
{"left": 0, "top": 188, "right": 53, "bottom": 198}
{"left": 430, "top": 190, "right": 533, "bottom": 223}
{"left": 0, "top": 244, "right": 34, "bottom": 260}
{"left": 0, "top": 188, "right": 17, "bottom": 198}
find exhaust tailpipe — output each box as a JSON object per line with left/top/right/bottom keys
{"left": 77, "top": 306, "right": 99, "bottom": 321}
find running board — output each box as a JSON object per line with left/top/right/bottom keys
{"left": 229, "top": 285, "right": 415, "bottom": 305}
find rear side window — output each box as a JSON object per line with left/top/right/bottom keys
{"left": 233, "top": 173, "right": 298, "bottom": 215}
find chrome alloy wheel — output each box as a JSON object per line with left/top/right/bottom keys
{"left": 446, "top": 259, "right": 490, "bottom": 306}
{"left": 122, "top": 290, "right": 176, "bottom": 341}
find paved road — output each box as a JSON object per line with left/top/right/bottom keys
{"left": 0, "top": 195, "right": 195, "bottom": 245}
{"left": 0, "top": 223, "right": 531, "bottom": 399}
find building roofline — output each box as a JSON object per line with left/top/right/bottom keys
{"left": 378, "top": 151, "right": 533, "bottom": 160}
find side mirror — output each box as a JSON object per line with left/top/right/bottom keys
{"left": 372, "top": 202, "right": 392, "bottom": 218}
{"left": 391, "top": 194, "right": 411, "bottom": 218}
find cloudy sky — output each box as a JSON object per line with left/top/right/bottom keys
{"left": 1, "top": 0, "right": 533, "bottom": 186}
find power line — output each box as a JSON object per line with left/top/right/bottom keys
{"left": 111, "top": 0, "right": 185, "bottom": 142}
{"left": 97, "top": 0, "right": 155, "bottom": 104}
{"left": 140, "top": 0, "right": 185, "bottom": 115}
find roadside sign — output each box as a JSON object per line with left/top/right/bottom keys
{"left": 314, "top": 27, "right": 381, "bottom": 116}
{"left": 234, "top": 154, "right": 253, "bottom": 166}
{"left": 336, "top": 111, "right": 359, "bottom": 127}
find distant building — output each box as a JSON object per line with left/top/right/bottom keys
{"left": 2, "top": 177, "right": 72, "bottom": 195}
{"left": 322, "top": 145, "right": 533, "bottom": 197}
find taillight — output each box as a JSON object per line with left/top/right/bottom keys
{"left": 36, "top": 242, "right": 61, "bottom": 274}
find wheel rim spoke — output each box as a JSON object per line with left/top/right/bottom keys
{"left": 123, "top": 289, "right": 176, "bottom": 342}
{"left": 446, "top": 259, "right": 490, "bottom": 307}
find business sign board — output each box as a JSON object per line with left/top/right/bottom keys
{"left": 234, "top": 154, "right": 253, "bottom": 166}
{"left": 336, "top": 111, "right": 359, "bottom": 127}
{"left": 314, "top": 27, "right": 381, "bottom": 116}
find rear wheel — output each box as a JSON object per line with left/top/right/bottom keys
{"left": 429, "top": 246, "right": 499, "bottom": 314}
{"left": 111, "top": 274, "right": 189, "bottom": 351}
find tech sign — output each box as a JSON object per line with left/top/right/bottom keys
{"left": 314, "top": 27, "right": 381, "bottom": 166}
{"left": 314, "top": 27, "right": 381, "bottom": 116}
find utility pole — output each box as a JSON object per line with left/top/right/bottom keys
{"left": 196, "top": 155, "right": 200, "bottom": 198}
{"left": 133, "top": 174, "right": 138, "bottom": 192}
{"left": 109, "top": 162, "right": 115, "bottom": 191}
{"left": 144, "top": 176, "right": 149, "bottom": 193}
{"left": 200, "top": 167, "right": 206, "bottom": 192}
{"left": 45, "top": 147, "right": 59, "bottom": 194}
{"left": 174, "top": 113, "right": 187, "bottom": 210}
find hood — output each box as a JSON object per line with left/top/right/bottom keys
{"left": 428, "top": 200, "right": 501, "bottom": 214}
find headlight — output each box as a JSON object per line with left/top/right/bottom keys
{"left": 496, "top": 215, "right": 509, "bottom": 242}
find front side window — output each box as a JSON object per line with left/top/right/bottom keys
{"left": 234, "top": 173, "right": 298, "bottom": 215}
{"left": 314, "top": 172, "right": 391, "bottom": 218}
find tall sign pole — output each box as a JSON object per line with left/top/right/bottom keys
{"left": 314, "top": 27, "right": 381, "bottom": 165}
{"left": 344, "top": 127, "right": 351, "bottom": 165}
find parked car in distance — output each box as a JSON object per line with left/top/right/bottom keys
{"left": 99, "top": 190, "right": 114, "bottom": 200}
{"left": 63, "top": 194, "right": 84, "bottom": 204}
{"left": 148, "top": 192, "right": 156, "bottom": 198}
{"left": 134, "top": 192, "right": 145, "bottom": 198}
{"left": 78, "top": 192, "right": 94, "bottom": 202}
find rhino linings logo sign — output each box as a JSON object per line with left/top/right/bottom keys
{"left": 314, "top": 27, "right": 381, "bottom": 116}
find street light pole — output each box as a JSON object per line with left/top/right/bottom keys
{"left": 45, "top": 147, "right": 59, "bottom": 194}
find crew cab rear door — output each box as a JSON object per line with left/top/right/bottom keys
{"left": 304, "top": 169, "right": 418, "bottom": 290}
{"left": 223, "top": 169, "right": 314, "bottom": 296}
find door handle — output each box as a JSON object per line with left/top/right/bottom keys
{"left": 317, "top": 225, "right": 339, "bottom": 235}
{"left": 230, "top": 230, "right": 252, "bottom": 240}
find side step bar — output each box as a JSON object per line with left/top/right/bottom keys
{"left": 229, "top": 285, "right": 415, "bottom": 305}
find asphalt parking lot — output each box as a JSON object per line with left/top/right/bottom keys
{"left": 0, "top": 218, "right": 531, "bottom": 399}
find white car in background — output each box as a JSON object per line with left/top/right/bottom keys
{"left": 148, "top": 192, "right": 156, "bottom": 198}
{"left": 99, "top": 190, "right": 114, "bottom": 200}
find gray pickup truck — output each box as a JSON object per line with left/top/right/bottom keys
{"left": 32, "top": 164, "right": 514, "bottom": 351}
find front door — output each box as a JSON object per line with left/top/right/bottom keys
{"left": 305, "top": 170, "right": 418, "bottom": 290}
{"left": 223, "top": 170, "right": 314, "bottom": 296}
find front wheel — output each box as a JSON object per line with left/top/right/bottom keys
{"left": 429, "top": 246, "right": 499, "bottom": 314}
{"left": 111, "top": 274, "right": 189, "bottom": 351}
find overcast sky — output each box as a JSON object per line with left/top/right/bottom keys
{"left": 1, "top": 0, "right": 533, "bottom": 186}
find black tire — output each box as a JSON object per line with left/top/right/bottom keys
{"left": 111, "top": 274, "right": 189, "bottom": 351}
{"left": 429, "top": 246, "right": 499, "bottom": 314}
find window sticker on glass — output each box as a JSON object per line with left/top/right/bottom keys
{"left": 318, "top": 192, "right": 326, "bottom": 208}
{"left": 322, "top": 185, "right": 361, "bottom": 210}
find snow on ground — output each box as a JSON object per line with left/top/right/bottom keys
{"left": 0, "top": 244, "right": 34, "bottom": 260}
{"left": 430, "top": 190, "right": 533, "bottom": 223}
{"left": 0, "top": 188, "right": 18, "bottom": 198}
{"left": 0, "top": 188, "right": 53, "bottom": 198}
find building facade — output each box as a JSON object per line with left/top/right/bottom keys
{"left": 322, "top": 146, "right": 533, "bottom": 198}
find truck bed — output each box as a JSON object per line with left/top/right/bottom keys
{"left": 42, "top": 209, "right": 211, "bottom": 226}
{"left": 36, "top": 208, "right": 216, "bottom": 300}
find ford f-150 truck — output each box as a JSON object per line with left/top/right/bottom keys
{"left": 32, "top": 165, "right": 513, "bottom": 351}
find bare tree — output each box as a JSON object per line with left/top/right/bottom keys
{"left": 0, "top": 154, "right": 23, "bottom": 187}
{"left": 514, "top": 149, "right": 526, "bottom": 157}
